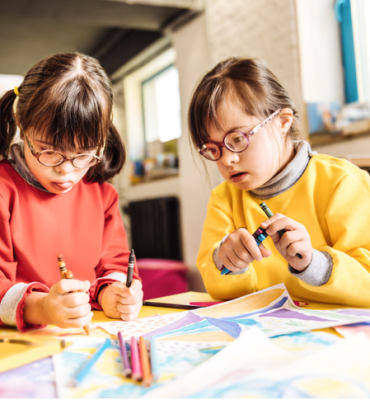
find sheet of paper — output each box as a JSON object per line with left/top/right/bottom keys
{"left": 146, "top": 328, "right": 370, "bottom": 398}
{"left": 143, "top": 283, "right": 370, "bottom": 341}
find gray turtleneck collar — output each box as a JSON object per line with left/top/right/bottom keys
{"left": 8, "top": 142, "right": 52, "bottom": 193}
{"left": 250, "top": 140, "right": 316, "bottom": 199}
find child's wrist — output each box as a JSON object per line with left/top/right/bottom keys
{"left": 24, "top": 291, "right": 51, "bottom": 325}
{"left": 98, "top": 285, "right": 109, "bottom": 306}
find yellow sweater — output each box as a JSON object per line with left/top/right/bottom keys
{"left": 197, "top": 154, "right": 370, "bottom": 306}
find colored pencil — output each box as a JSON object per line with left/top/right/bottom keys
{"left": 139, "top": 336, "right": 152, "bottom": 387}
{"left": 117, "top": 331, "right": 132, "bottom": 377}
{"left": 143, "top": 301, "right": 200, "bottom": 310}
{"left": 130, "top": 336, "right": 142, "bottom": 382}
{"left": 149, "top": 335, "right": 160, "bottom": 382}
{"left": 73, "top": 338, "right": 111, "bottom": 386}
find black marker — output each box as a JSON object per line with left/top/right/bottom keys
{"left": 126, "top": 249, "right": 134, "bottom": 288}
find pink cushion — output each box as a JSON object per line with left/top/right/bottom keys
{"left": 137, "top": 258, "right": 188, "bottom": 300}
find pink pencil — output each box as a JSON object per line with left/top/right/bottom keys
{"left": 130, "top": 336, "right": 142, "bottom": 382}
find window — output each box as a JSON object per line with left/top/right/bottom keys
{"left": 142, "top": 65, "right": 181, "bottom": 144}
{"left": 123, "top": 48, "right": 181, "bottom": 183}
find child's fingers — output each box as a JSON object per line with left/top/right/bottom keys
{"left": 219, "top": 249, "right": 249, "bottom": 271}
{"left": 229, "top": 239, "right": 254, "bottom": 263}
{"left": 116, "top": 291, "right": 142, "bottom": 306}
{"left": 287, "top": 239, "right": 311, "bottom": 259}
{"left": 120, "top": 312, "right": 140, "bottom": 322}
{"left": 278, "top": 230, "right": 302, "bottom": 251}
{"left": 63, "top": 291, "right": 90, "bottom": 307}
{"left": 65, "top": 312, "right": 94, "bottom": 328}
{"left": 120, "top": 280, "right": 143, "bottom": 298}
{"left": 259, "top": 243, "right": 272, "bottom": 258}
{"left": 262, "top": 214, "right": 300, "bottom": 236}
{"left": 117, "top": 302, "right": 141, "bottom": 315}
{"left": 239, "top": 232, "right": 263, "bottom": 261}
{"left": 66, "top": 303, "right": 92, "bottom": 319}
{"left": 55, "top": 279, "right": 86, "bottom": 294}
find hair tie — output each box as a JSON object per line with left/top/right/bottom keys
{"left": 14, "top": 87, "right": 19, "bottom": 97}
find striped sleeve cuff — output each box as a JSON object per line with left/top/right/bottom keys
{"left": 0, "top": 282, "right": 49, "bottom": 332}
{"left": 288, "top": 250, "right": 333, "bottom": 286}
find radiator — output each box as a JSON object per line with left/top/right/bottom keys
{"left": 126, "top": 197, "right": 182, "bottom": 260}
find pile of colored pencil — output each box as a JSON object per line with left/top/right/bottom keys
{"left": 117, "top": 332, "right": 159, "bottom": 387}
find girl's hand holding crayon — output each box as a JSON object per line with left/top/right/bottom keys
{"left": 44, "top": 279, "right": 93, "bottom": 328}
{"left": 260, "top": 214, "right": 312, "bottom": 271}
{"left": 98, "top": 280, "right": 143, "bottom": 321}
{"left": 219, "top": 228, "right": 272, "bottom": 273}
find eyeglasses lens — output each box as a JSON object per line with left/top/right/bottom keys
{"left": 201, "top": 144, "right": 221, "bottom": 161}
{"left": 39, "top": 152, "right": 98, "bottom": 168}
{"left": 39, "top": 151, "right": 64, "bottom": 166}
{"left": 225, "top": 131, "right": 248, "bottom": 151}
{"left": 73, "top": 155, "right": 98, "bottom": 168}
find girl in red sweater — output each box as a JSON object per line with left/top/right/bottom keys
{"left": 0, "top": 53, "right": 143, "bottom": 331}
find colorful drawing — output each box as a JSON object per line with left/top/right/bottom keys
{"left": 146, "top": 327, "right": 370, "bottom": 398}
{"left": 335, "top": 322, "right": 370, "bottom": 340}
{"left": 0, "top": 356, "right": 56, "bottom": 398}
{"left": 51, "top": 284, "right": 370, "bottom": 398}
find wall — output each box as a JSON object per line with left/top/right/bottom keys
{"left": 205, "top": 0, "right": 304, "bottom": 119}
{"left": 171, "top": 13, "right": 220, "bottom": 291}
{"left": 296, "top": 0, "right": 344, "bottom": 104}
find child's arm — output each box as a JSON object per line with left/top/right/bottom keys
{"left": 88, "top": 186, "right": 143, "bottom": 319}
{"left": 197, "top": 186, "right": 260, "bottom": 300}
{"left": 280, "top": 169, "right": 370, "bottom": 307}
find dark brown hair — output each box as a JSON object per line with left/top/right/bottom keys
{"left": 0, "top": 52, "right": 125, "bottom": 182}
{"left": 188, "top": 57, "right": 304, "bottom": 149}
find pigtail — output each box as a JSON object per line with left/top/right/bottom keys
{"left": 86, "top": 122, "right": 126, "bottom": 183}
{"left": 0, "top": 89, "right": 18, "bottom": 159}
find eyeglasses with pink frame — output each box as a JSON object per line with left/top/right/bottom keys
{"left": 199, "top": 109, "right": 281, "bottom": 161}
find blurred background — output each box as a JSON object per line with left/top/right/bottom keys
{"left": 1, "top": 0, "right": 369, "bottom": 296}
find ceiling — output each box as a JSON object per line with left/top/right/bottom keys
{"left": 0, "top": 0, "right": 201, "bottom": 77}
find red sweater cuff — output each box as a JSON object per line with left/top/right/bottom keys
{"left": 16, "top": 282, "right": 49, "bottom": 333}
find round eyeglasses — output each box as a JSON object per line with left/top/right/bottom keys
{"left": 199, "top": 110, "right": 281, "bottom": 161}
{"left": 21, "top": 125, "right": 103, "bottom": 168}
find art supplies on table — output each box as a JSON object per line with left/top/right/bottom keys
{"left": 51, "top": 283, "right": 370, "bottom": 398}
{"left": 139, "top": 336, "right": 153, "bottom": 387}
{"left": 0, "top": 333, "right": 65, "bottom": 373}
{"left": 143, "top": 301, "right": 201, "bottom": 310}
{"left": 73, "top": 338, "right": 111, "bottom": 386}
{"left": 130, "top": 336, "right": 142, "bottom": 382}
{"left": 126, "top": 249, "right": 134, "bottom": 288}
{"left": 117, "top": 331, "right": 132, "bottom": 377}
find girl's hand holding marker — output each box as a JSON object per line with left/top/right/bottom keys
{"left": 221, "top": 203, "right": 311, "bottom": 275}
{"left": 98, "top": 249, "right": 143, "bottom": 321}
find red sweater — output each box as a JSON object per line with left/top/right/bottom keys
{"left": 0, "top": 160, "right": 140, "bottom": 331}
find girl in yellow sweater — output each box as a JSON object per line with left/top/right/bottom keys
{"left": 188, "top": 57, "right": 370, "bottom": 306}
